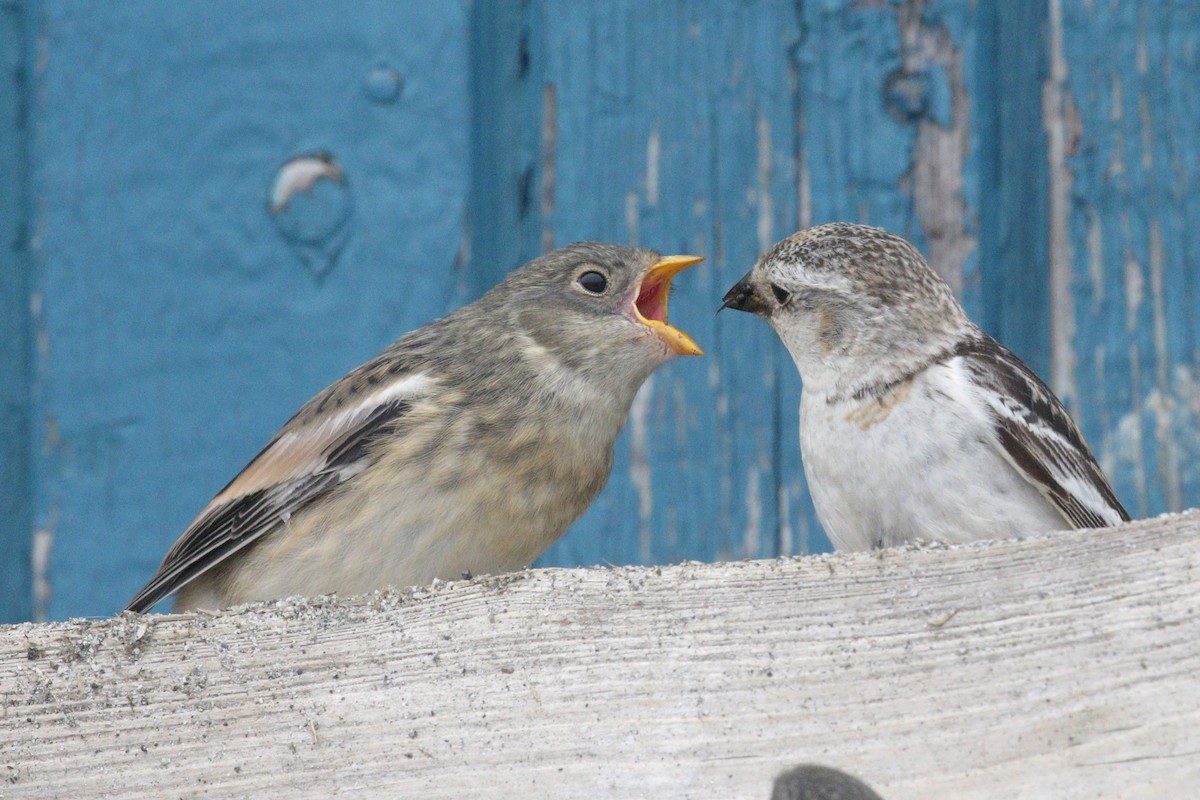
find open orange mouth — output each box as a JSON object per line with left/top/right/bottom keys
{"left": 633, "top": 255, "right": 704, "bottom": 356}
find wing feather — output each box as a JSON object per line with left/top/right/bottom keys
{"left": 956, "top": 336, "right": 1129, "bottom": 530}
{"left": 126, "top": 374, "right": 431, "bottom": 612}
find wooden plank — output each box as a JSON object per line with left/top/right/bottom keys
{"left": 1052, "top": 0, "right": 1200, "bottom": 518}
{"left": 2, "top": 513, "right": 1197, "bottom": 799}
{"left": 24, "top": 1, "right": 471, "bottom": 618}
{"left": 0, "top": 0, "right": 33, "bottom": 622}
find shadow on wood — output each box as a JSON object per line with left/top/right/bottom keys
{"left": 2, "top": 512, "right": 1198, "bottom": 799}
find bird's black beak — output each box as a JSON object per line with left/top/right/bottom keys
{"left": 718, "top": 275, "right": 767, "bottom": 315}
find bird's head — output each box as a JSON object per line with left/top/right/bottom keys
{"left": 720, "top": 223, "right": 969, "bottom": 390}
{"left": 484, "top": 242, "right": 703, "bottom": 401}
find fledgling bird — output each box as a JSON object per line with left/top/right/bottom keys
{"left": 770, "top": 765, "right": 885, "bottom": 800}
{"left": 721, "top": 223, "right": 1129, "bottom": 550}
{"left": 127, "top": 242, "right": 703, "bottom": 612}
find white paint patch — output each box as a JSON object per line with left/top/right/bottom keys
{"left": 625, "top": 191, "right": 639, "bottom": 247}
{"left": 1139, "top": 92, "right": 1153, "bottom": 172}
{"left": 1148, "top": 224, "right": 1179, "bottom": 509}
{"left": 269, "top": 154, "right": 344, "bottom": 214}
{"left": 743, "top": 467, "right": 761, "bottom": 558}
{"left": 707, "top": 359, "right": 721, "bottom": 392}
{"left": 541, "top": 83, "right": 557, "bottom": 252}
{"left": 645, "top": 129, "right": 660, "bottom": 207}
{"left": 797, "top": 153, "right": 812, "bottom": 232}
{"left": 1044, "top": 0, "right": 1078, "bottom": 407}
{"left": 777, "top": 482, "right": 793, "bottom": 556}
{"left": 629, "top": 377, "right": 655, "bottom": 563}
{"left": 1123, "top": 248, "right": 1144, "bottom": 334}
{"left": 1108, "top": 76, "right": 1125, "bottom": 178}
{"left": 32, "top": 526, "right": 52, "bottom": 622}
{"left": 1108, "top": 366, "right": 1200, "bottom": 515}
{"left": 756, "top": 113, "right": 773, "bottom": 254}
{"left": 1086, "top": 212, "right": 1104, "bottom": 308}
{"left": 1136, "top": 14, "right": 1149, "bottom": 74}
{"left": 1148, "top": 222, "right": 1169, "bottom": 388}
{"left": 898, "top": 1, "right": 975, "bottom": 298}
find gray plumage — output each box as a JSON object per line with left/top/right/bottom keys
{"left": 721, "top": 223, "right": 1128, "bottom": 550}
{"left": 128, "top": 242, "right": 702, "bottom": 612}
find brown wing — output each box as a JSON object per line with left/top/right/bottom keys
{"left": 125, "top": 375, "right": 430, "bottom": 613}
{"left": 957, "top": 335, "right": 1130, "bottom": 529}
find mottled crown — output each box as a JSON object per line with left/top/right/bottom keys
{"left": 764, "top": 222, "right": 960, "bottom": 314}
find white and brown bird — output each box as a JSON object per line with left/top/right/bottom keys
{"left": 127, "top": 242, "right": 702, "bottom": 612}
{"left": 721, "top": 223, "right": 1128, "bottom": 551}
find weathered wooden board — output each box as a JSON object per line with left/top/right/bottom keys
{"left": 2, "top": 512, "right": 1197, "bottom": 799}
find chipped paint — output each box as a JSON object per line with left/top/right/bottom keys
{"left": 743, "top": 466, "right": 760, "bottom": 559}
{"left": 1086, "top": 213, "right": 1103, "bottom": 308}
{"left": 625, "top": 191, "right": 639, "bottom": 246}
{"left": 22, "top": 2, "right": 474, "bottom": 618}
{"left": 1136, "top": 12, "right": 1153, "bottom": 173}
{"left": 1109, "top": 366, "right": 1200, "bottom": 515}
{"left": 267, "top": 151, "right": 354, "bottom": 280}
{"left": 16, "top": 1, "right": 1200, "bottom": 621}
{"left": 776, "top": 481, "right": 793, "bottom": 556}
{"left": 267, "top": 152, "right": 344, "bottom": 214}
{"left": 1147, "top": 222, "right": 1178, "bottom": 510}
{"left": 1122, "top": 215, "right": 1143, "bottom": 333}
{"left": 645, "top": 129, "right": 660, "bottom": 207}
{"left": 629, "top": 377, "right": 654, "bottom": 564}
{"left": 541, "top": 82, "right": 556, "bottom": 252}
{"left": 31, "top": 525, "right": 52, "bottom": 622}
{"left": 756, "top": 113, "right": 773, "bottom": 254}
{"left": 1043, "top": 0, "right": 1078, "bottom": 408}
{"left": 894, "top": 0, "right": 976, "bottom": 298}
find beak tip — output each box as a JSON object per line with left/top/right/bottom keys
{"left": 720, "top": 276, "right": 766, "bottom": 315}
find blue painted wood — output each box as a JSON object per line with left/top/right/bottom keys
{"left": 1057, "top": 0, "right": 1200, "bottom": 518}
{"left": 787, "top": 0, "right": 985, "bottom": 555}
{"left": 464, "top": 0, "right": 545, "bottom": 300}
{"left": 5, "top": 0, "right": 1200, "bottom": 620}
{"left": 0, "top": 0, "right": 33, "bottom": 622}
{"left": 530, "top": 0, "right": 991, "bottom": 567}
{"left": 23, "top": 1, "right": 470, "bottom": 618}
{"left": 525, "top": 1, "right": 808, "bottom": 567}
{"left": 977, "top": 0, "right": 1052, "bottom": 378}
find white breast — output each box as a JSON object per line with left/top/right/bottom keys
{"left": 799, "top": 361, "right": 1067, "bottom": 550}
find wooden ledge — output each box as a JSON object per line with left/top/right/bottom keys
{"left": 2, "top": 512, "right": 1198, "bottom": 799}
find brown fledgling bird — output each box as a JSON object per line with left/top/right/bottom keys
{"left": 721, "top": 223, "right": 1129, "bottom": 550}
{"left": 127, "top": 242, "right": 702, "bottom": 612}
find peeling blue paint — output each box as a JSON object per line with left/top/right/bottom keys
{"left": 2, "top": 1, "right": 1198, "bottom": 621}
{"left": 0, "top": 0, "right": 33, "bottom": 621}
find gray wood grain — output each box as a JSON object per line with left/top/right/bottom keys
{"left": 2, "top": 512, "right": 1198, "bottom": 799}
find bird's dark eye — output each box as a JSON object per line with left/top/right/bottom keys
{"left": 770, "top": 283, "right": 791, "bottom": 304}
{"left": 578, "top": 270, "right": 608, "bottom": 294}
